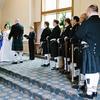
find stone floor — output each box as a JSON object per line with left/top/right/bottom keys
{"left": 0, "top": 57, "right": 100, "bottom": 100}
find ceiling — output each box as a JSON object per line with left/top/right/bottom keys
{"left": 0, "top": 0, "right": 5, "bottom": 9}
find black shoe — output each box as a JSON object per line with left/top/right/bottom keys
{"left": 93, "top": 92, "right": 97, "bottom": 97}
{"left": 63, "top": 71, "right": 69, "bottom": 74}
{"left": 59, "top": 69, "right": 65, "bottom": 74}
{"left": 56, "top": 68, "right": 59, "bottom": 70}
{"left": 79, "top": 85, "right": 86, "bottom": 92}
{"left": 79, "top": 93, "right": 93, "bottom": 99}
{"left": 20, "top": 61, "right": 23, "bottom": 63}
{"left": 51, "top": 67, "right": 56, "bottom": 70}
{"left": 12, "top": 62, "right": 17, "bottom": 64}
{"left": 72, "top": 84, "right": 79, "bottom": 89}
{"left": 51, "top": 67, "right": 59, "bottom": 70}
{"left": 41, "top": 63, "right": 50, "bottom": 67}
{"left": 46, "top": 63, "right": 50, "bottom": 66}
{"left": 41, "top": 64, "right": 46, "bottom": 67}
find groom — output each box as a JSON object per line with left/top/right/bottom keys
{"left": 8, "top": 19, "right": 24, "bottom": 64}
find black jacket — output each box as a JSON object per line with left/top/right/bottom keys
{"left": 40, "top": 27, "right": 51, "bottom": 42}
{"left": 70, "top": 23, "right": 80, "bottom": 38}
{"left": 61, "top": 24, "right": 72, "bottom": 38}
{"left": 8, "top": 23, "right": 24, "bottom": 51}
{"left": 76, "top": 15, "right": 100, "bottom": 56}
{"left": 49, "top": 25, "right": 61, "bottom": 40}
{"left": 24, "top": 31, "right": 35, "bottom": 43}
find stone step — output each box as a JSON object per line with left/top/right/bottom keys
{"left": 0, "top": 75, "right": 47, "bottom": 100}
{"left": 0, "top": 67, "right": 81, "bottom": 100}
{"left": 0, "top": 81, "right": 35, "bottom": 100}
{"left": 0, "top": 74, "right": 75, "bottom": 100}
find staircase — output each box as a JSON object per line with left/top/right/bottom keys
{"left": 0, "top": 59, "right": 82, "bottom": 100}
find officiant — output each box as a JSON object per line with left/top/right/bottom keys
{"left": 24, "top": 26, "right": 35, "bottom": 60}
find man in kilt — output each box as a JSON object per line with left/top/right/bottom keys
{"left": 70, "top": 16, "right": 80, "bottom": 65}
{"left": 76, "top": 5, "right": 100, "bottom": 99}
{"left": 58, "top": 18, "right": 72, "bottom": 73}
{"left": 8, "top": 19, "right": 24, "bottom": 64}
{"left": 49, "top": 20, "right": 61, "bottom": 70}
{"left": 40, "top": 21, "right": 51, "bottom": 67}
{"left": 70, "top": 16, "right": 80, "bottom": 82}
{"left": 72, "top": 13, "right": 88, "bottom": 90}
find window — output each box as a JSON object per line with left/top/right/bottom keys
{"left": 57, "top": 12, "right": 72, "bottom": 21}
{"left": 42, "top": 0, "right": 72, "bottom": 28}
{"left": 42, "top": 0, "right": 56, "bottom": 11}
{"left": 41, "top": 14, "right": 56, "bottom": 28}
{"left": 59, "top": 0, "right": 72, "bottom": 8}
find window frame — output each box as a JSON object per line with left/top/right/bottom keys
{"left": 41, "top": 0, "right": 73, "bottom": 17}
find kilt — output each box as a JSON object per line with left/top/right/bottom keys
{"left": 81, "top": 46, "right": 100, "bottom": 74}
{"left": 65, "top": 39, "right": 71, "bottom": 58}
{"left": 70, "top": 40, "right": 81, "bottom": 67}
{"left": 58, "top": 43, "right": 65, "bottom": 57}
{"left": 41, "top": 41, "right": 50, "bottom": 55}
{"left": 50, "top": 40, "right": 58, "bottom": 57}
{"left": 59, "top": 39, "right": 71, "bottom": 57}
{"left": 12, "top": 38, "right": 23, "bottom": 51}
{"left": 74, "top": 46, "right": 81, "bottom": 67}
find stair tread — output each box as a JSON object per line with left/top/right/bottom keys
{"left": 0, "top": 58, "right": 81, "bottom": 100}
{"left": 0, "top": 73, "right": 69, "bottom": 100}
{"left": 0, "top": 83, "right": 35, "bottom": 99}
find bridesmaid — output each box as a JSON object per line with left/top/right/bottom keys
{"left": 0, "top": 32, "right": 3, "bottom": 50}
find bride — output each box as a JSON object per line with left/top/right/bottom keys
{"left": 0, "top": 23, "right": 13, "bottom": 62}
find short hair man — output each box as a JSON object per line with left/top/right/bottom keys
{"left": 49, "top": 19, "right": 61, "bottom": 70}
{"left": 9, "top": 19, "right": 24, "bottom": 64}
{"left": 76, "top": 4, "right": 100, "bottom": 99}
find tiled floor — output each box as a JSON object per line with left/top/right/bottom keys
{"left": 0, "top": 57, "right": 100, "bottom": 100}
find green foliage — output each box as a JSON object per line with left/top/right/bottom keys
{"left": 60, "top": 13, "right": 66, "bottom": 28}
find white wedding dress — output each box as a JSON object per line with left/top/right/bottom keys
{"left": 0, "top": 30, "right": 13, "bottom": 62}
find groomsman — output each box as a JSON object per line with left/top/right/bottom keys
{"left": 59, "top": 18, "right": 72, "bottom": 73}
{"left": 70, "top": 16, "right": 80, "bottom": 68}
{"left": 76, "top": 5, "right": 100, "bottom": 99}
{"left": 8, "top": 19, "right": 24, "bottom": 64}
{"left": 70, "top": 16, "right": 80, "bottom": 41}
{"left": 49, "top": 20, "right": 61, "bottom": 70}
{"left": 72, "top": 13, "right": 88, "bottom": 90}
{"left": 40, "top": 21, "right": 51, "bottom": 67}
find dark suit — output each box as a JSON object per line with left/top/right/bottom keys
{"left": 76, "top": 15, "right": 100, "bottom": 74}
{"left": 59, "top": 25, "right": 72, "bottom": 57}
{"left": 70, "top": 23, "right": 80, "bottom": 43}
{"left": 70, "top": 23, "right": 80, "bottom": 67}
{"left": 61, "top": 25, "right": 72, "bottom": 39}
{"left": 40, "top": 27, "right": 51, "bottom": 55}
{"left": 24, "top": 32, "right": 35, "bottom": 60}
{"left": 49, "top": 25, "right": 61, "bottom": 40}
{"left": 9, "top": 23, "right": 24, "bottom": 51}
{"left": 49, "top": 25, "right": 61, "bottom": 57}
